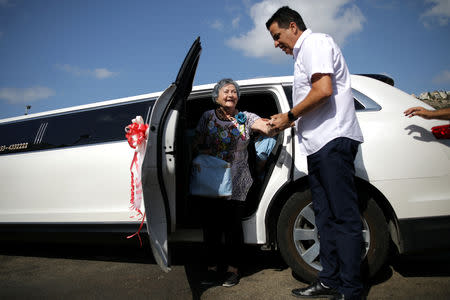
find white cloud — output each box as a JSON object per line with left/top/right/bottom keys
{"left": 210, "top": 17, "right": 241, "bottom": 31}
{"left": 421, "top": 0, "right": 450, "bottom": 27}
{"left": 210, "top": 5, "right": 241, "bottom": 31}
{"left": 56, "top": 64, "right": 117, "bottom": 79}
{"left": 0, "top": 86, "right": 55, "bottom": 104}
{"left": 211, "top": 20, "right": 224, "bottom": 31}
{"left": 225, "top": 0, "right": 365, "bottom": 62}
{"left": 56, "top": 64, "right": 84, "bottom": 76}
{"left": 94, "top": 68, "right": 116, "bottom": 79}
{"left": 432, "top": 69, "right": 450, "bottom": 84}
{"left": 232, "top": 17, "right": 241, "bottom": 29}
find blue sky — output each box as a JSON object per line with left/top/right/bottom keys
{"left": 0, "top": 0, "right": 449, "bottom": 119}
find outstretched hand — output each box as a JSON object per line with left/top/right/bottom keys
{"left": 404, "top": 106, "right": 432, "bottom": 119}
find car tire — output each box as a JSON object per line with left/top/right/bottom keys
{"left": 277, "top": 189, "right": 389, "bottom": 282}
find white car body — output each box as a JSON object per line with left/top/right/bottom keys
{"left": 0, "top": 94, "right": 158, "bottom": 224}
{"left": 1, "top": 38, "right": 449, "bottom": 278}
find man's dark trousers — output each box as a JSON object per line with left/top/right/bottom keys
{"left": 307, "top": 137, "right": 363, "bottom": 300}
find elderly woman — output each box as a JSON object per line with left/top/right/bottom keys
{"left": 193, "top": 78, "right": 275, "bottom": 287}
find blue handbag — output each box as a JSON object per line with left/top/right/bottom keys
{"left": 190, "top": 154, "right": 232, "bottom": 197}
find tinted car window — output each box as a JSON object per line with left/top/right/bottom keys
{"left": 186, "top": 91, "right": 279, "bottom": 129}
{"left": 283, "top": 84, "right": 375, "bottom": 111}
{"left": 0, "top": 119, "right": 43, "bottom": 154}
{"left": 0, "top": 99, "right": 154, "bottom": 155}
{"left": 43, "top": 101, "right": 153, "bottom": 148}
{"left": 283, "top": 85, "right": 293, "bottom": 108}
{"left": 354, "top": 99, "right": 365, "bottom": 110}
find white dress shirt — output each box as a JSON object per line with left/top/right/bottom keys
{"left": 293, "top": 29, "right": 363, "bottom": 155}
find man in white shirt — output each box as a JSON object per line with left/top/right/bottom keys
{"left": 266, "top": 6, "right": 364, "bottom": 300}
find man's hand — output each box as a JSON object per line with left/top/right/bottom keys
{"left": 268, "top": 113, "right": 294, "bottom": 132}
{"left": 267, "top": 73, "right": 332, "bottom": 132}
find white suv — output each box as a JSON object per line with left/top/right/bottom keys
{"left": 1, "top": 38, "right": 449, "bottom": 281}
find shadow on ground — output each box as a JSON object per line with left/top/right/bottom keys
{"left": 0, "top": 235, "right": 287, "bottom": 300}
{"left": 1, "top": 236, "right": 449, "bottom": 300}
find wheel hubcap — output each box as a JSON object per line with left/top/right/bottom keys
{"left": 293, "top": 203, "right": 370, "bottom": 271}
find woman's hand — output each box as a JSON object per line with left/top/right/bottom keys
{"left": 268, "top": 113, "right": 293, "bottom": 132}
{"left": 252, "top": 117, "right": 290, "bottom": 136}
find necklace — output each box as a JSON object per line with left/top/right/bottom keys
{"left": 215, "top": 107, "right": 236, "bottom": 121}
{"left": 215, "top": 108, "right": 246, "bottom": 141}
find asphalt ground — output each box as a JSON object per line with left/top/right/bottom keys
{"left": 1, "top": 236, "right": 449, "bottom": 300}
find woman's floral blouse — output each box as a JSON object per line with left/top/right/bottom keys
{"left": 195, "top": 109, "right": 260, "bottom": 201}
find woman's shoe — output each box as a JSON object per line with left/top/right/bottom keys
{"left": 222, "top": 272, "right": 240, "bottom": 287}
{"left": 200, "top": 270, "right": 221, "bottom": 286}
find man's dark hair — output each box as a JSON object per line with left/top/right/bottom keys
{"left": 265, "top": 6, "right": 306, "bottom": 31}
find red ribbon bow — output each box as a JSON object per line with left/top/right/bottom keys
{"left": 125, "top": 123, "right": 149, "bottom": 149}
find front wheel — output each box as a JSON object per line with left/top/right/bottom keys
{"left": 277, "top": 189, "right": 389, "bottom": 282}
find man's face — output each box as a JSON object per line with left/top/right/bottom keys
{"left": 268, "top": 21, "right": 298, "bottom": 55}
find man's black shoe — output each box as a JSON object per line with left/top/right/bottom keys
{"left": 292, "top": 280, "right": 340, "bottom": 298}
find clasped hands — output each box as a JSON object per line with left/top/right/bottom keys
{"left": 266, "top": 112, "right": 295, "bottom": 133}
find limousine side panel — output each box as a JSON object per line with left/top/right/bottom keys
{"left": 0, "top": 142, "right": 137, "bottom": 223}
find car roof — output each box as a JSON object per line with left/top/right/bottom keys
{"left": 0, "top": 74, "right": 398, "bottom": 124}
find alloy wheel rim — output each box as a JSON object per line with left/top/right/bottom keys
{"left": 293, "top": 203, "right": 370, "bottom": 271}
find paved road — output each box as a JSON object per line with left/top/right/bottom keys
{"left": 1, "top": 238, "right": 449, "bottom": 300}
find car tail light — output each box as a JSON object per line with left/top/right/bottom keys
{"left": 432, "top": 124, "right": 450, "bottom": 139}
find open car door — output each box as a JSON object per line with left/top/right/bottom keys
{"left": 141, "top": 37, "right": 202, "bottom": 272}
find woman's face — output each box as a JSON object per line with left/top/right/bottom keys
{"left": 216, "top": 83, "right": 238, "bottom": 110}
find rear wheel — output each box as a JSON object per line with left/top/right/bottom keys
{"left": 277, "top": 189, "right": 389, "bottom": 282}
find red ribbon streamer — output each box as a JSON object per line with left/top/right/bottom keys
{"left": 127, "top": 212, "right": 146, "bottom": 247}
{"left": 125, "top": 121, "right": 149, "bottom": 247}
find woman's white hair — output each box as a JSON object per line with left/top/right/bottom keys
{"left": 211, "top": 78, "right": 240, "bottom": 105}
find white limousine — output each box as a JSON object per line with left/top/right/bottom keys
{"left": 1, "top": 38, "right": 449, "bottom": 281}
